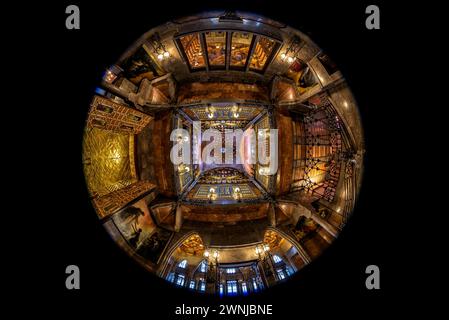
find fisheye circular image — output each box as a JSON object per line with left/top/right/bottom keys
{"left": 82, "top": 11, "right": 364, "bottom": 296}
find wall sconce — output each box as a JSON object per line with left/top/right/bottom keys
{"left": 103, "top": 69, "right": 117, "bottom": 83}
{"left": 206, "top": 106, "right": 215, "bottom": 119}
{"left": 204, "top": 250, "right": 210, "bottom": 258}
{"left": 208, "top": 187, "right": 217, "bottom": 202}
{"left": 280, "top": 36, "right": 302, "bottom": 64}
{"left": 213, "top": 250, "right": 219, "bottom": 260}
{"left": 230, "top": 105, "right": 240, "bottom": 118}
{"left": 149, "top": 32, "right": 170, "bottom": 61}
{"left": 103, "top": 65, "right": 122, "bottom": 83}
{"left": 232, "top": 186, "right": 242, "bottom": 201}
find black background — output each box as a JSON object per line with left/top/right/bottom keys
{"left": 13, "top": 0, "right": 418, "bottom": 317}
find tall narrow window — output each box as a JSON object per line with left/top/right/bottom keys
{"left": 200, "top": 261, "right": 207, "bottom": 273}
{"left": 178, "top": 260, "right": 188, "bottom": 268}
{"left": 176, "top": 274, "right": 185, "bottom": 286}
{"left": 205, "top": 31, "right": 226, "bottom": 68}
{"left": 241, "top": 282, "right": 248, "bottom": 295}
{"left": 249, "top": 36, "right": 276, "bottom": 71}
{"left": 272, "top": 255, "right": 282, "bottom": 264}
{"left": 252, "top": 278, "right": 258, "bottom": 291}
{"left": 219, "top": 283, "right": 224, "bottom": 296}
{"left": 227, "top": 280, "right": 238, "bottom": 295}
{"left": 167, "top": 272, "right": 175, "bottom": 283}
{"left": 189, "top": 280, "right": 195, "bottom": 289}
{"left": 277, "top": 269, "right": 286, "bottom": 280}
{"left": 179, "top": 33, "right": 206, "bottom": 70}
{"left": 226, "top": 268, "right": 236, "bottom": 274}
{"left": 199, "top": 280, "right": 206, "bottom": 292}
{"left": 230, "top": 32, "right": 253, "bottom": 68}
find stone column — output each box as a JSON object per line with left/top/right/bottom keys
{"left": 174, "top": 203, "right": 183, "bottom": 232}
{"left": 268, "top": 201, "right": 277, "bottom": 227}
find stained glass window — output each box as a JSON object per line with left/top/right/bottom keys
{"left": 230, "top": 32, "right": 253, "bottom": 68}
{"left": 205, "top": 31, "right": 227, "bottom": 67}
{"left": 177, "top": 31, "right": 278, "bottom": 73}
{"left": 241, "top": 282, "right": 248, "bottom": 295}
{"left": 249, "top": 36, "right": 276, "bottom": 71}
{"left": 252, "top": 278, "right": 258, "bottom": 291}
{"left": 179, "top": 33, "right": 206, "bottom": 70}
{"left": 167, "top": 272, "right": 175, "bottom": 282}
{"left": 176, "top": 274, "right": 185, "bottom": 286}
{"left": 227, "top": 280, "right": 238, "bottom": 295}
{"left": 277, "top": 269, "right": 286, "bottom": 280}
{"left": 199, "top": 280, "right": 206, "bottom": 291}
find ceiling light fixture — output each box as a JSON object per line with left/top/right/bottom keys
{"left": 280, "top": 35, "right": 302, "bottom": 64}
{"left": 149, "top": 32, "right": 170, "bottom": 61}
{"left": 103, "top": 69, "right": 117, "bottom": 83}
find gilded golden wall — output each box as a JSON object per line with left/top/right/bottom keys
{"left": 83, "top": 127, "right": 136, "bottom": 197}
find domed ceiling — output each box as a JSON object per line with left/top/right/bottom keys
{"left": 82, "top": 11, "right": 364, "bottom": 296}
